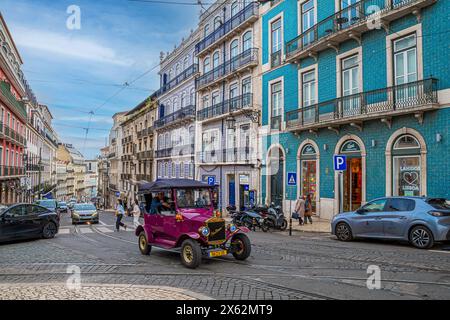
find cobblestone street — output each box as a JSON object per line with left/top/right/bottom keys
{"left": 0, "top": 212, "right": 449, "bottom": 300}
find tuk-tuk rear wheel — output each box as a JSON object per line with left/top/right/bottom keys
{"left": 138, "top": 232, "right": 151, "bottom": 255}
{"left": 181, "top": 239, "right": 201, "bottom": 269}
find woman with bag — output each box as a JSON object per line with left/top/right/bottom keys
{"left": 294, "top": 196, "right": 305, "bottom": 226}
{"left": 304, "top": 194, "right": 313, "bottom": 224}
{"left": 132, "top": 199, "right": 141, "bottom": 228}
{"left": 115, "top": 199, "right": 128, "bottom": 232}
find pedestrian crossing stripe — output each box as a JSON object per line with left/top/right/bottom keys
{"left": 58, "top": 229, "right": 70, "bottom": 235}
{"left": 97, "top": 227, "right": 114, "bottom": 233}
{"left": 80, "top": 228, "right": 94, "bottom": 234}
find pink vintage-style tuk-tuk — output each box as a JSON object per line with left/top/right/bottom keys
{"left": 135, "top": 179, "right": 251, "bottom": 269}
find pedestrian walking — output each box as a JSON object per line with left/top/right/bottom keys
{"left": 294, "top": 196, "right": 305, "bottom": 225}
{"left": 132, "top": 199, "right": 141, "bottom": 228}
{"left": 304, "top": 194, "right": 313, "bottom": 224}
{"left": 115, "top": 199, "right": 127, "bottom": 232}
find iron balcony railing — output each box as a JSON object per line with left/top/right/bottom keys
{"left": 286, "top": 78, "right": 438, "bottom": 130}
{"left": 155, "top": 144, "right": 195, "bottom": 158}
{"left": 0, "top": 81, "right": 27, "bottom": 120}
{"left": 136, "top": 174, "right": 152, "bottom": 181}
{"left": 195, "top": 2, "right": 259, "bottom": 54}
{"left": 286, "top": 0, "right": 436, "bottom": 60}
{"left": 0, "top": 166, "right": 25, "bottom": 177}
{"left": 271, "top": 50, "right": 282, "bottom": 68}
{"left": 121, "top": 173, "right": 131, "bottom": 180}
{"left": 197, "top": 93, "right": 253, "bottom": 121}
{"left": 121, "top": 136, "right": 132, "bottom": 144}
{"left": 154, "top": 64, "right": 199, "bottom": 97}
{"left": 197, "top": 48, "right": 258, "bottom": 89}
{"left": 136, "top": 150, "right": 154, "bottom": 160}
{"left": 0, "top": 122, "right": 26, "bottom": 146}
{"left": 154, "top": 105, "right": 195, "bottom": 129}
{"left": 197, "top": 147, "right": 255, "bottom": 164}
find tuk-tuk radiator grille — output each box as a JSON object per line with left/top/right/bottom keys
{"left": 207, "top": 221, "right": 226, "bottom": 243}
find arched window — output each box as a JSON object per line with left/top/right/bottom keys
{"left": 180, "top": 92, "right": 186, "bottom": 108}
{"left": 204, "top": 24, "right": 210, "bottom": 37}
{"left": 168, "top": 69, "right": 173, "bottom": 81}
{"left": 300, "top": 144, "right": 317, "bottom": 210}
{"left": 242, "top": 31, "right": 252, "bottom": 52}
{"left": 230, "top": 39, "right": 239, "bottom": 58}
{"left": 190, "top": 88, "right": 196, "bottom": 105}
{"left": 204, "top": 57, "right": 211, "bottom": 73}
{"left": 173, "top": 98, "right": 179, "bottom": 112}
{"left": 213, "top": 51, "right": 220, "bottom": 69}
{"left": 243, "top": 0, "right": 251, "bottom": 8}
{"left": 392, "top": 134, "right": 422, "bottom": 197}
{"left": 184, "top": 56, "right": 189, "bottom": 70}
{"left": 214, "top": 16, "right": 222, "bottom": 30}
{"left": 175, "top": 64, "right": 180, "bottom": 76}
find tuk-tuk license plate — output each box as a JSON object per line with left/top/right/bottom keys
{"left": 209, "top": 250, "right": 227, "bottom": 258}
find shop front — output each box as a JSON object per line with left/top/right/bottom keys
{"left": 299, "top": 143, "right": 318, "bottom": 213}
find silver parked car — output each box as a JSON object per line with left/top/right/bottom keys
{"left": 331, "top": 197, "right": 450, "bottom": 249}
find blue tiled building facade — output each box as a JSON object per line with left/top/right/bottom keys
{"left": 260, "top": 0, "right": 449, "bottom": 219}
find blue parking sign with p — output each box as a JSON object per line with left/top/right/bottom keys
{"left": 207, "top": 176, "right": 215, "bottom": 186}
{"left": 334, "top": 155, "right": 347, "bottom": 171}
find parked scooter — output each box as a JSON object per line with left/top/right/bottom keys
{"left": 227, "top": 205, "right": 268, "bottom": 232}
{"left": 263, "top": 203, "right": 288, "bottom": 231}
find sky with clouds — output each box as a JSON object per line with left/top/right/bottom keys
{"left": 1, "top": 0, "right": 200, "bottom": 159}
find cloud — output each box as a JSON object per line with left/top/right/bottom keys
{"left": 12, "top": 26, "right": 134, "bottom": 66}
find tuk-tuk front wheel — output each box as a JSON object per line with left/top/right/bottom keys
{"left": 181, "top": 239, "right": 201, "bottom": 269}
{"left": 138, "top": 232, "right": 151, "bottom": 255}
{"left": 231, "top": 233, "right": 251, "bottom": 261}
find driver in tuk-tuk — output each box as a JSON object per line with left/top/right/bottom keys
{"left": 150, "top": 192, "right": 171, "bottom": 214}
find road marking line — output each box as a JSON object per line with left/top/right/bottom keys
{"left": 99, "top": 220, "right": 107, "bottom": 226}
{"left": 429, "top": 250, "right": 450, "bottom": 254}
{"left": 79, "top": 228, "right": 94, "bottom": 234}
{"left": 58, "top": 229, "right": 70, "bottom": 235}
{"left": 97, "top": 227, "right": 114, "bottom": 233}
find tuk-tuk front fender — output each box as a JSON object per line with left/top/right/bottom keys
{"left": 175, "top": 232, "right": 201, "bottom": 248}
{"left": 135, "top": 225, "right": 154, "bottom": 242}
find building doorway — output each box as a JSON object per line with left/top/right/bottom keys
{"left": 340, "top": 140, "right": 362, "bottom": 212}
{"left": 300, "top": 144, "right": 318, "bottom": 213}
{"left": 268, "top": 148, "right": 284, "bottom": 208}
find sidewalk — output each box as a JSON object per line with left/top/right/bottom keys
{"left": 287, "top": 216, "right": 331, "bottom": 233}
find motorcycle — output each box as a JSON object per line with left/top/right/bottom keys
{"left": 227, "top": 205, "right": 268, "bottom": 232}
{"left": 263, "top": 203, "right": 288, "bottom": 231}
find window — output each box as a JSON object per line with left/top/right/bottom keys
{"left": 301, "top": 0, "right": 315, "bottom": 46}
{"left": 184, "top": 57, "right": 189, "bottom": 70}
{"left": 214, "top": 16, "right": 222, "bottom": 30}
{"left": 270, "top": 81, "right": 282, "bottom": 130}
{"left": 175, "top": 64, "right": 180, "bottom": 76}
{"left": 302, "top": 70, "right": 316, "bottom": 123}
{"left": 230, "top": 39, "right": 239, "bottom": 59}
{"left": 341, "top": 54, "right": 360, "bottom": 115}
{"left": 204, "top": 57, "right": 211, "bottom": 73}
{"left": 362, "top": 199, "right": 388, "bottom": 212}
{"left": 190, "top": 88, "right": 196, "bottom": 105}
{"left": 392, "top": 134, "right": 422, "bottom": 197}
{"left": 271, "top": 19, "right": 282, "bottom": 67}
{"left": 387, "top": 198, "right": 416, "bottom": 212}
{"left": 204, "top": 24, "right": 210, "bottom": 37}
{"left": 213, "top": 51, "right": 220, "bottom": 69}
{"left": 180, "top": 93, "right": 186, "bottom": 108}
{"left": 212, "top": 91, "right": 220, "bottom": 106}
{"left": 394, "top": 34, "right": 417, "bottom": 101}
{"left": 242, "top": 31, "right": 252, "bottom": 52}
{"left": 231, "top": 1, "right": 239, "bottom": 16}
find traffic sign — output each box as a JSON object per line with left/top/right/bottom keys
{"left": 207, "top": 176, "right": 215, "bottom": 186}
{"left": 334, "top": 155, "right": 347, "bottom": 171}
{"left": 287, "top": 172, "right": 297, "bottom": 186}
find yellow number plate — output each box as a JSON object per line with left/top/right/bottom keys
{"left": 209, "top": 250, "right": 227, "bottom": 258}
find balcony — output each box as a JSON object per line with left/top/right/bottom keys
{"left": 121, "top": 173, "right": 131, "bottom": 180}
{"left": 155, "top": 144, "right": 195, "bottom": 159}
{"left": 136, "top": 174, "right": 152, "bottom": 181}
{"left": 0, "top": 81, "right": 27, "bottom": 121}
{"left": 197, "top": 147, "right": 255, "bottom": 164}
{"left": 197, "top": 93, "right": 253, "bottom": 122}
{"left": 286, "top": 78, "right": 438, "bottom": 132}
{"left": 196, "top": 48, "right": 258, "bottom": 90}
{"left": 0, "top": 122, "right": 27, "bottom": 146}
{"left": 137, "top": 126, "right": 154, "bottom": 139}
{"left": 286, "top": 0, "right": 436, "bottom": 63}
{"left": 0, "top": 166, "right": 25, "bottom": 178}
{"left": 121, "top": 136, "right": 132, "bottom": 144}
{"left": 136, "top": 150, "right": 154, "bottom": 160}
{"left": 154, "top": 105, "right": 195, "bottom": 130}
{"left": 196, "top": 2, "right": 259, "bottom": 56}
{"left": 154, "top": 64, "right": 199, "bottom": 98}
{"left": 121, "top": 154, "right": 134, "bottom": 161}
{"left": 108, "top": 152, "right": 116, "bottom": 159}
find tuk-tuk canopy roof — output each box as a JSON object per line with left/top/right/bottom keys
{"left": 137, "top": 179, "right": 212, "bottom": 194}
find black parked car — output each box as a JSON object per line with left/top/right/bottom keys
{"left": 0, "top": 203, "right": 60, "bottom": 243}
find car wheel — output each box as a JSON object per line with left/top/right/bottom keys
{"left": 138, "top": 232, "right": 151, "bottom": 255}
{"left": 409, "top": 225, "right": 434, "bottom": 249}
{"left": 231, "top": 233, "right": 251, "bottom": 261}
{"left": 279, "top": 219, "right": 288, "bottom": 231}
{"left": 180, "top": 239, "right": 201, "bottom": 269}
{"left": 335, "top": 222, "right": 353, "bottom": 242}
{"left": 42, "top": 222, "right": 57, "bottom": 239}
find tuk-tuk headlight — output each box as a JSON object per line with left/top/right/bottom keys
{"left": 229, "top": 224, "right": 237, "bottom": 233}
{"left": 199, "top": 226, "right": 210, "bottom": 237}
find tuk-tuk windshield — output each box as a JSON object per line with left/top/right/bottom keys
{"left": 176, "top": 189, "right": 212, "bottom": 209}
